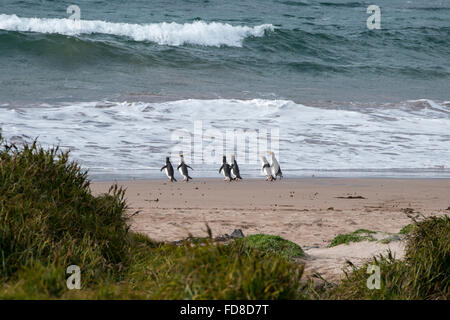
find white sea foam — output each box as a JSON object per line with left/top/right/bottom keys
{"left": 0, "top": 99, "right": 449, "bottom": 178}
{"left": 0, "top": 14, "right": 274, "bottom": 46}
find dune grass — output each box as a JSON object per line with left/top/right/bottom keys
{"left": 327, "top": 216, "right": 449, "bottom": 299}
{"left": 399, "top": 223, "right": 416, "bottom": 235}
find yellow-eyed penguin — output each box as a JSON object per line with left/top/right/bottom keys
{"left": 260, "top": 156, "right": 275, "bottom": 181}
{"left": 219, "top": 155, "right": 234, "bottom": 182}
{"left": 177, "top": 154, "right": 193, "bottom": 182}
{"left": 160, "top": 156, "right": 176, "bottom": 182}
{"left": 230, "top": 155, "right": 242, "bottom": 180}
{"left": 269, "top": 151, "right": 283, "bottom": 180}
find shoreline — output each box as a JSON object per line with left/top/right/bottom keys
{"left": 87, "top": 171, "right": 450, "bottom": 182}
{"left": 91, "top": 178, "right": 450, "bottom": 281}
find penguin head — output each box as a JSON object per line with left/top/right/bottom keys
{"left": 222, "top": 155, "right": 227, "bottom": 163}
{"left": 165, "top": 156, "right": 170, "bottom": 162}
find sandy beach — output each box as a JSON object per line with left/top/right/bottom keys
{"left": 91, "top": 178, "right": 449, "bottom": 281}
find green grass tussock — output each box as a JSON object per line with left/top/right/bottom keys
{"left": 328, "top": 229, "right": 376, "bottom": 247}
{"left": 399, "top": 224, "right": 416, "bottom": 235}
{"left": 236, "top": 234, "right": 305, "bottom": 258}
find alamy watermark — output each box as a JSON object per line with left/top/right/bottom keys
{"left": 66, "top": 265, "right": 81, "bottom": 290}
{"left": 366, "top": 264, "right": 381, "bottom": 290}
{"left": 367, "top": 5, "right": 381, "bottom": 30}
{"left": 66, "top": 4, "right": 382, "bottom": 32}
{"left": 67, "top": 5, "right": 81, "bottom": 21}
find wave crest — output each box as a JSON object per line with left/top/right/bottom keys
{"left": 0, "top": 14, "right": 274, "bottom": 47}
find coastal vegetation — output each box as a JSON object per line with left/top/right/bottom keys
{"left": 235, "top": 234, "right": 305, "bottom": 259}
{"left": 328, "top": 216, "right": 449, "bottom": 299}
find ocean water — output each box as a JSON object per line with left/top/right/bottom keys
{"left": 0, "top": 0, "right": 449, "bottom": 179}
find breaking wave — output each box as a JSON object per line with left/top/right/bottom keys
{"left": 0, "top": 14, "right": 274, "bottom": 47}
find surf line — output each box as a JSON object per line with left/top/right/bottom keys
{"left": 180, "top": 304, "right": 214, "bottom": 317}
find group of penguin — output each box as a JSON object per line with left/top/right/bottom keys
{"left": 160, "top": 152, "right": 283, "bottom": 182}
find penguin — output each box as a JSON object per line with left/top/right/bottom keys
{"left": 219, "top": 155, "right": 234, "bottom": 182}
{"left": 177, "top": 154, "right": 193, "bottom": 182}
{"left": 230, "top": 155, "right": 242, "bottom": 180}
{"left": 260, "top": 156, "right": 275, "bottom": 181}
{"left": 160, "top": 156, "right": 176, "bottom": 182}
{"left": 269, "top": 151, "right": 283, "bottom": 180}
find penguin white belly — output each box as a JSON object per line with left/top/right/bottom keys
{"left": 178, "top": 167, "right": 184, "bottom": 177}
{"left": 271, "top": 164, "right": 279, "bottom": 176}
{"left": 165, "top": 168, "right": 170, "bottom": 178}
{"left": 263, "top": 167, "right": 271, "bottom": 176}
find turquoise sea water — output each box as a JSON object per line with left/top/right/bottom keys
{"left": 1, "top": 0, "right": 449, "bottom": 103}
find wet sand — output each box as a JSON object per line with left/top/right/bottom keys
{"left": 91, "top": 178, "right": 450, "bottom": 281}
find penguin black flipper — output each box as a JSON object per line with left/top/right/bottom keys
{"left": 177, "top": 164, "right": 182, "bottom": 170}
{"left": 160, "top": 165, "right": 167, "bottom": 172}
{"left": 187, "top": 165, "right": 193, "bottom": 170}
{"left": 233, "top": 161, "right": 242, "bottom": 179}
{"left": 219, "top": 164, "right": 224, "bottom": 173}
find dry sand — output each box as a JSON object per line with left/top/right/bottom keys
{"left": 91, "top": 178, "right": 450, "bottom": 281}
